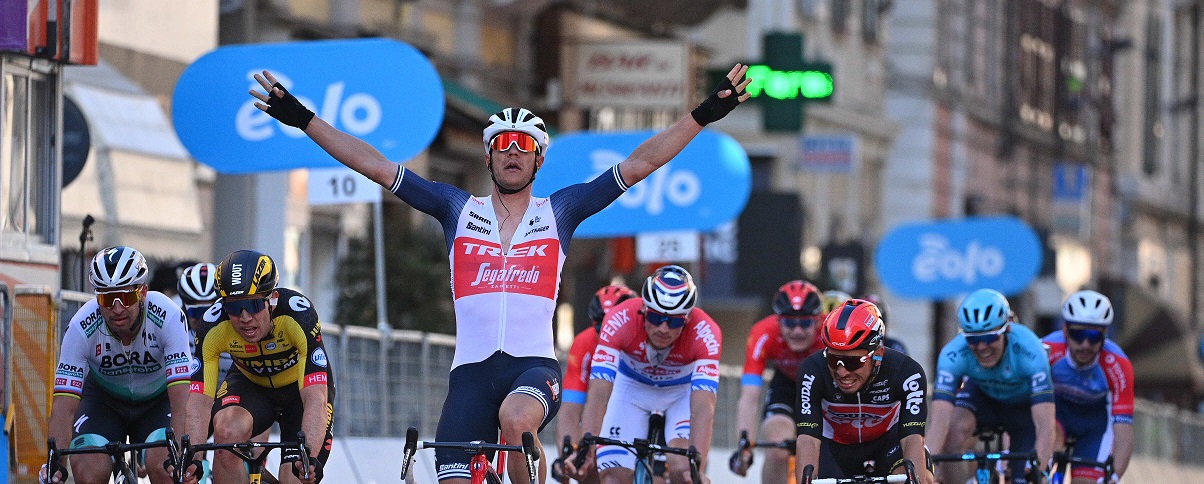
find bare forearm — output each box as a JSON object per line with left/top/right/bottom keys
{"left": 305, "top": 117, "right": 398, "bottom": 188}
{"left": 795, "top": 435, "right": 822, "bottom": 481}
{"left": 735, "top": 386, "right": 762, "bottom": 440}
{"left": 185, "top": 393, "right": 215, "bottom": 442}
{"left": 1032, "top": 402, "right": 1056, "bottom": 467}
{"left": 926, "top": 400, "right": 954, "bottom": 453}
{"left": 300, "top": 385, "right": 330, "bottom": 457}
{"left": 901, "top": 434, "right": 935, "bottom": 484}
{"left": 689, "top": 391, "right": 717, "bottom": 467}
{"left": 1112, "top": 422, "right": 1133, "bottom": 476}
{"left": 48, "top": 396, "right": 80, "bottom": 446}
{"left": 557, "top": 402, "right": 584, "bottom": 444}
{"left": 618, "top": 115, "right": 704, "bottom": 185}
{"left": 167, "top": 384, "right": 190, "bottom": 442}
{"left": 580, "top": 379, "right": 613, "bottom": 437}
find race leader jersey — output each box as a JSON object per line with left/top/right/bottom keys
{"left": 191, "top": 288, "right": 331, "bottom": 397}
{"left": 795, "top": 349, "right": 928, "bottom": 445}
{"left": 390, "top": 164, "right": 628, "bottom": 368}
{"left": 741, "top": 315, "right": 825, "bottom": 387}
{"left": 1042, "top": 332, "right": 1135, "bottom": 424}
{"left": 54, "top": 292, "right": 193, "bottom": 401}
{"left": 590, "top": 298, "right": 722, "bottom": 393}
{"left": 934, "top": 323, "right": 1054, "bottom": 405}
{"left": 564, "top": 326, "right": 600, "bottom": 405}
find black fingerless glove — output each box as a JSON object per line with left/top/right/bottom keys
{"left": 266, "top": 82, "right": 315, "bottom": 130}
{"left": 691, "top": 77, "right": 746, "bottom": 126}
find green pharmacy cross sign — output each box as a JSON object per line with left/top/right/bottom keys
{"left": 714, "top": 32, "right": 834, "bottom": 132}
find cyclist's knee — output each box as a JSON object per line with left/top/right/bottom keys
{"left": 211, "top": 409, "right": 253, "bottom": 442}
{"left": 70, "top": 454, "right": 111, "bottom": 484}
{"left": 499, "top": 395, "right": 545, "bottom": 434}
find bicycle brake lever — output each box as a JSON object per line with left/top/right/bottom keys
{"left": 572, "top": 433, "right": 593, "bottom": 468}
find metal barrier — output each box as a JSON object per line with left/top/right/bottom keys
{"left": 6, "top": 286, "right": 57, "bottom": 481}
{"left": 1133, "top": 398, "right": 1204, "bottom": 465}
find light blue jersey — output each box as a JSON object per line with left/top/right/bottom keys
{"left": 934, "top": 323, "right": 1054, "bottom": 405}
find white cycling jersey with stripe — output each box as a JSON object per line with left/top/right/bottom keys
{"left": 390, "top": 164, "right": 628, "bottom": 368}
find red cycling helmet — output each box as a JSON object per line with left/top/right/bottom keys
{"left": 820, "top": 299, "right": 885, "bottom": 351}
{"left": 588, "top": 284, "right": 638, "bottom": 325}
{"left": 773, "top": 280, "right": 823, "bottom": 317}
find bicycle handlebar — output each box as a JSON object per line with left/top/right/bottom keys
{"left": 399, "top": 427, "right": 540, "bottom": 483}
{"left": 930, "top": 450, "right": 1037, "bottom": 463}
{"left": 47, "top": 432, "right": 180, "bottom": 484}
{"left": 181, "top": 431, "right": 313, "bottom": 482}
{"left": 802, "top": 460, "right": 918, "bottom": 484}
{"left": 574, "top": 433, "right": 702, "bottom": 484}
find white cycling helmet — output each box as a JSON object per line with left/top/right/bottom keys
{"left": 90, "top": 246, "right": 150, "bottom": 290}
{"left": 1061, "top": 290, "right": 1113, "bottom": 326}
{"left": 482, "top": 107, "right": 550, "bottom": 154}
{"left": 178, "top": 263, "right": 218, "bottom": 306}
{"left": 641, "top": 265, "right": 698, "bottom": 316}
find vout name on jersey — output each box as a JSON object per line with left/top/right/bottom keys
{"left": 470, "top": 263, "right": 541, "bottom": 286}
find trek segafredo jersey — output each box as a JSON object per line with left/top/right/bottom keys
{"left": 55, "top": 292, "right": 193, "bottom": 401}
{"left": 390, "top": 164, "right": 628, "bottom": 368}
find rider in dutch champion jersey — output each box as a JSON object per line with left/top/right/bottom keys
{"left": 44, "top": 246, "right": 193, "bottom": 484}
{"left": 1042, "top": 291, "right": 1134, "bottom": 484}
{"left": 566, "top": 266, "right": 722, "bottom": 484}
{"left": 251, "top": 64, "right": 752, "bottom": 483}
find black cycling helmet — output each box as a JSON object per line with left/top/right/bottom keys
{"left": 216, "top": 250, "right": 278, "bottom": 299}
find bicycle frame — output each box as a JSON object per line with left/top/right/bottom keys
{"left": 930, "top": 451, "right": 1036, "bottom": 484}
{"left": 181, "top": 431, "right": 312, "bottom": 484}
{"left": 46, "top": 430, "right": 180, "bottom": 484}
{"left": 400, "top": 427, "right": 541, "bottom": 484}
{"left": 573, "top": 433, "right": 702, "bottom": 484}
{"left": 1050, "top": 436, "right": 1114, "bottom": 484}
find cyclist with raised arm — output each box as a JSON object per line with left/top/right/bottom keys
{"left": 794, "top": 299, "right": 935, "bottom": 484}
{"left": 1042, "top": 291, "right": 1133, "bottom": 484}
{"left": 926, "top": 289, "right": 1055, "bottom": 484}
{"left": 729, "top": 280, "right": 826, "bottom": 482}
{"left": 184, "top": 250, "right": 332, "bottom": 484}
{"left": 566, "top": 266, "right": 721, "bottom": 484}
{"left": 42, "top": 246, "right": 193, "bottom": 484}
{"left": 250, "top": 58, "right": 750, "bottom": 484}
{"left": 559, "top": 284, "right": 638, "bottom": 483}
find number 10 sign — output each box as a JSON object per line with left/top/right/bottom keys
{"left": 308, "top": 167, "right": 382, "bottom": 205}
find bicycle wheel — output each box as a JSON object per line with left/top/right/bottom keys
{"left": 117, "top": 464, "right": 138, "bottom": 484}
{"left": 634, "top": 458, "right": 653, "bottom": 484}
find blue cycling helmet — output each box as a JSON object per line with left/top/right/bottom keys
{"left": 957, "top": 289, "right": 1011, "bottom": 333}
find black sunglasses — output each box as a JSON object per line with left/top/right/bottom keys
{"left": 824, "top": 349, "right": 872, "bottom": 372}
{"left": 222, "top": 296, "right": 270, "bottom": 317}
{"left": 644, "top": 309, "right": 688, "bottom": 329}
{"left": 780, "top": 316, "right": 819, "bottom": 330}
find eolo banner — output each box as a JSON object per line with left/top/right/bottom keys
{"left": 172, "top": 38, "right": 443, "bottom": 172}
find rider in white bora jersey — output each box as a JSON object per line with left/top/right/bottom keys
{"left": 43, "top": 246, "right": 193, "bottom": 484}
{"left": 251, "top": 62, "right": 752, "bottom": 484}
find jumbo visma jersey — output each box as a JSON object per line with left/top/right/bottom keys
{"left": 190, "top": 287, "right": 332, "bottom": 397}
{"left": 389, "top": 164, "right": 628, "bottom": 368}
{"left": 55, "top": 291, "right": 193, "bottom": 401}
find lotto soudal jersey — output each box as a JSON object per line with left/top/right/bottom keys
{"left": 54, "top": 291, "right": 193, "bottom": 401}
{"left": 191, "top": 288, "right": 331, "bottom": 397}
{"left": 1042, "top": 331, "right": 1135, "bottom": 423}
{"left": 795, "top": 349, "right": 928, "bottom": 445}
{"left": 741, "top": 315, "right": 825, "bottom": 387}
{"left": 934, "top": 323, "right": 1054, "bottom": 405}
{"left": 589, "top": 298, "right": 723, "bottom": 393}
{"left": 390, "top": 164, "right": 628, "bottom": 368}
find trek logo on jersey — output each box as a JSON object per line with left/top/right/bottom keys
{"left": 903, "top": 373, "right": 924, "bottom": 415}
{"left": 453, "top": 238, "right": 559, "bottom": 298}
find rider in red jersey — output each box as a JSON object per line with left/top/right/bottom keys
{"left": 730, "top": 281, "right": 825, "bottom": 482}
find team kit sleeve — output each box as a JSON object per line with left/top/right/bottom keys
{"left": 895, "top": 355, "right": 929, "bottom": 437}
{"left": 1102, "top": 345, "right": 1136, "bottom": 423}
{"left": 160, "top": 304, "right": 195, "bottom": 388}
{"left": 1023, "top": 335, "right": 1056, "bottom": 404}
{"left": 794, "top": 354, "right": 826, "bottom": 438}
{"left": 932, "top": 340, "right": 965, "bottom": 403}
{"left": 741, "top": 318, "right": 772, "bottom": 387}
{"left": 289, "top": 295, "right": 330, "bottom": 389}
{"left": 563, "top": 330, "right": 594, "bottom": 405}
{"left": 689, "top": 313, "right": 723, "bottom": 392}
{"left": 52, "top": 316, "right": 90, "bottom": 398}
{"left": 191, "top": 305, "right": 228, "bottom": 397}
{"left": 390, "top": 166, "right": 472, "bottom": 248}
{"left": 548, "top": 165, "right": 628, "bottom": 241}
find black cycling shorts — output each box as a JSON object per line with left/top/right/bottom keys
{"left": 72, "top": 378, "right": 170, "bottom": 447}
{"left": 214, "top": 371, "right": 335, "bottom": 472}
{"left": 817, "top": 430, "right": 933, "bottom": 479}
{"left": 762, "top": 371, "right": 797, "bottom": 419}
{"left": 434, "top": 351, "right": 561, "bottom": 481}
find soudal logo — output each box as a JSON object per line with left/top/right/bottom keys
{"left": 799, "top": 374, "right": 816, "bottom": 414}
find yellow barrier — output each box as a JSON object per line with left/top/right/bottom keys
{"left": 8, "top": 288, "right": 57, "bottom": 483}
